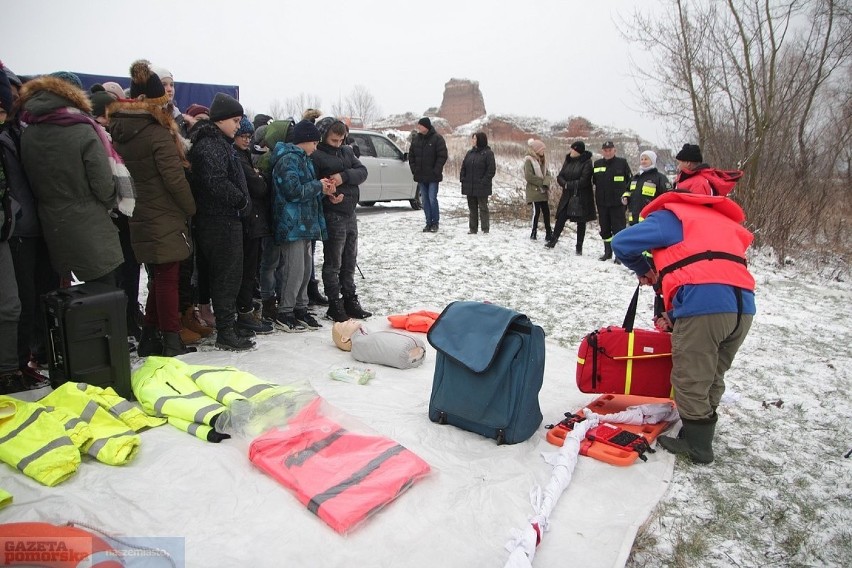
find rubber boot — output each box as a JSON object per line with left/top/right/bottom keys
{"left": 326, "top": 298, "right": 348, "bottom": 322}
{"left": 657, "top": 414, "right": 717, "bottom": 464}
{"left": 137, "top": 325, "right": 163, "bottom": 357}
{"left": 162, "top": 331, "right": 197, "bottom": 357}
{"left": 343, "top": 294, "right": 372, "bottom": 319}
{"left": 598, "top": 242, "right": 612, "bottom": 261}
{"left": 307, "top": 280, "right": 329, "bottom": 306}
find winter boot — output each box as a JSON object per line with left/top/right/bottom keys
{"left": 343, "top": 294, "right": 372, "bottom": 319}
{"left": 544, "top": 230, "right": 553, "bottom": 243}
{"left": 657, "top": 414, "right": 717, "bottom": 464}
{"left": 325, "top": 298, "right": 348, "bottom": 323}
{"left": 237, "top": 307, "right": 273, "bottom": 334}
{"left": 179, "top": 326, "right": 202, "bottom": 345}
{"left": 544, "top": 238, "right": 557, "bottom": 249}
{"left": 181, "top": 306, "right": 214, "bottom": 338}
{"left": 162, "top": 331, "right": 197, "bottom": 357}
{"left": 530, "top": 228, "right": 537, "bottom": 240}
{"left": 137, "top": 325, "right": 164, "bottom": 357}
{"left": 598, "top": 242, "right": 613, "bottom": 261}
{"left": 261, "top": 298, "right": 278, "bottom": 322}
{"left": 307, "top": 279, "right": 329, "bottom": 306}
{"left": 215, "top": 325, "right": 255, "bottom": 351}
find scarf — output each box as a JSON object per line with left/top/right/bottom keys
{"left": 525, "top": 152, "right": 545, "bottom": 178}
{"left": 20, "top": 107, "right": 136, "bottom": 202}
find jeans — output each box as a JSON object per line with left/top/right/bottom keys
{"left": 195, "top": 216, "right": 243, "bottom": 329}
{"left": 322, "top": 212, "right": 358, "bottom": 300}
{"left": 418, "top": 181, "right": 440, "bottom": 226}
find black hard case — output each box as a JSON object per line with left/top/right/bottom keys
{"left": 42, "top": 282, "right": 132, "bottom": 399}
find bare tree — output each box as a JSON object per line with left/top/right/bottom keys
{"left": 344, "top": 85, "right": 381, "bottom": 127}
{"left": 268, "top": 98, "right": 287, "bottom": 119}
{"left": 283, "top": 93, "right": 322, "bottom": 120}
{"left": 622, "top": 0, "right": 852, "bottom": 260}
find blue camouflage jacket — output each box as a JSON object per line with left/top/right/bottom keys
{"left": 270, "top": 142, "right": 327, "bottom": 243}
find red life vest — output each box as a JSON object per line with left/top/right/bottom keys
{"left": 641, "top": 192, "right": 755, "bottom": 311}
{"left": 249, "top": 398, "right": 430, "bottom": 534}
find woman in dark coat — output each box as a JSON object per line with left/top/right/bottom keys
{"left": 109, "top": 61, "right": 196, "bottom": 356}
{"left": 459, "top": 132, "right": 496, "bottom": 234}
{"left": 547, "top": 141, "right": 595, "bottom": 254}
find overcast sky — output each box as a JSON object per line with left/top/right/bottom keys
{"left": 3, "top": 0, "right": 668, "bottom": 144}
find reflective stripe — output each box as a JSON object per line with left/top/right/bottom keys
{"left": 190, "top": 368, "right": 232, "bottom": 381}
{"left": 87, "top": 430, "right": 136, "bottom": 457}
{"left": 306, "top": 445, "right": 406, "bottom": 515}
{"left": 193, "top": 404, "right": 224, "bottom": 424}
{"left": 79, "top": 400, "right": 100, "bottom": 423}
{"left": 110, "top": 400, "right": 136, "bottom": 416}
{"left": 187, "top": 422, "right": 201, "bottom": 437}
{"left": 594, "top": 167, "right": 606, "bottom": 173}
{"left": 613, "top": 176, "right": 625, "bottom": 182}
{"left": 18, "top": 437, "right": 75, "bottom": 472}
{"left": 576, "top": 356, "right": 585, "bottom": 365}
{"left": 624, "top": 332, "right": 635, "bottom": 394}
{"left": 630, "top": 182, "right": 637, "bottom": 189}
{"left": 0, "top": 407, "right": 47, "bottom": 445}
{"left": 241, "top": 384, "right": 276, "bottom": 399}
{"left": 286, "top": 429, "right": 345, "bottom": 467}
{"left": 214, "top": 386, "right": 239, "bottom": 402}
{"left": 153, "top": 390, "right": 209, "bottom": 414}
{"left": 641, "top": 183, "right": 657, "bottom": 197}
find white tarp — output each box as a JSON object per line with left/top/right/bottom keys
{"left": 1, "top": 319, "right": 673, "bottom": 567}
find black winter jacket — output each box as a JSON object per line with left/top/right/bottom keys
{"left": 593, "top": 156, "right": 632, "bottom": 208}
{"left": 459, "top": 145, "right": 496, "bottom": 197}
{"left": 556, "top": 151, "right": 596, "bottom": 222}
{"left": 189, "top": 120, "right": 249, "bottom": 218}
{"left": 310, "top": 142, "right": 368, "bottom": 217}
{"left": 408, "top": 127, "right": 448, "bottom": 183}
{"left": 625, "top": 168, "right": 671, "bottom": 224}
{"left": 236, "top": 147, "right": 272, "bottom": 239}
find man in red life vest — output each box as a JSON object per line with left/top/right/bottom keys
{"left": 612, "top": 143, "right": 755, "bottom": 464}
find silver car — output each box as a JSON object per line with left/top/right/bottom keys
{"left": 347, "top": 129, "right": 421, "bottom": 209}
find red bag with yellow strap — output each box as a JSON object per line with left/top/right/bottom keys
{"left": 576, "top": 286, "right": 673, "bottom": 399}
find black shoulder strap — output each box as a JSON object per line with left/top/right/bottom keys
{"left": 622, "top": 285, "right": 641, "bottom": 332}
{"left": 658, "top": 251, "right": 747, "bottom": 288}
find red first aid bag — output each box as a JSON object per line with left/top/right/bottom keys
{"left": 576, "top": 286, "right": 673, "bottom": 398}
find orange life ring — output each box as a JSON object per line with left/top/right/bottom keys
{"left": 0, "top": 522, "right": 122, "bottom": 568}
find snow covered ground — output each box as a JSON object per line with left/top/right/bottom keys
{"left": 348, "top": 187, "right": 852, "bottom": 567}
